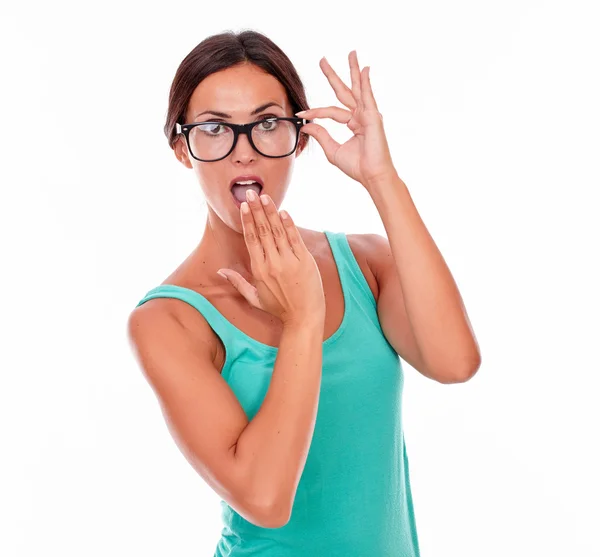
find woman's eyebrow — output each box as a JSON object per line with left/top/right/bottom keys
{"left": 194, "top": 102, "right": 283, "bottom": 119}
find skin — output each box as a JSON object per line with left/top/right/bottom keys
{"left": 172, "top": 62, "right": 310, "bottom": 287}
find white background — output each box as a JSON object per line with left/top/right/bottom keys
{"left": 1, "top": 1, "right": 599, "bottom": 555}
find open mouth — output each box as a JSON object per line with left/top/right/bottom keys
{"left": 231, "top": 181, "right": 263, "bottom": 208}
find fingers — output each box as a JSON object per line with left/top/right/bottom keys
{"left": 277, "top": 208, "right": 305, "bottom": 259}
{"left": 320, "top": 52, "right": 379, "bottom": 114}
{"left": 299, "top": 122, "right": 341, "bottom": 165}
{"left": 361, "top": 66, "right": 379, "bottom": 112}
{"left": 257, "top": 194, "right": 296, "bottom": 256}
{"left": 240, "top": 191, "right": 292, "bottom": 266}
{"left": 240, "top": 199, "right": 268, "bottom": 265}
{"left": 296, "top": 105, "right": 352, "bottom": 125}
{"left": 349, "top": 50, "right": 363, "bottom": 107}
{"left": 242, "top": 192, "right": 279, "bottom": 264}
{"left": 319, "top": 57, "right": 357, "bottom": 111}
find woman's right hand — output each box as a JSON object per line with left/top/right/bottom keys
{"left": 217, "top": 192, "right": 326, "bottom": 327}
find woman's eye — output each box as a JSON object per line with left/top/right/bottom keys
{"left": 258, "top": 117, "right": 279, "bottom": 131}
{"left": 199, "top": 122, "right": 225, "bottom": 134}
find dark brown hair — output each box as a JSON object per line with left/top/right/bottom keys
{"left": 164, "top": 29, "right": 312, "bottom": 154}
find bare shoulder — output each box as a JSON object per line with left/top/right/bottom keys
{"left": 346, "top": 232, "right": 392, "bottom": 285}
{"left": 128, "top": 296, "right": 217, "bottom": 363}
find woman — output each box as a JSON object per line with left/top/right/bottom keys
{"left": 128, "top": 29, "right": 481, "bottom": 556}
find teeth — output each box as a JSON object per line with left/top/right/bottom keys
{"left": 235, "top": 180, "right": 259, "bottom": 185}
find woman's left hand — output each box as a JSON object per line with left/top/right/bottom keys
{"left": 296, "top": 51, "right": 397, "bottom": 191}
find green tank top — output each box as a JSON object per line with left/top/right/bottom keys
{"left": 135, "top": 230, "right": 420, "bottom": 556}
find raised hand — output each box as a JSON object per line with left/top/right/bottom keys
{"left": 296, "top": 51, "right": 397, "bottom": 190}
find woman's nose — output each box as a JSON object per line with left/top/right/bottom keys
{"left": 231, "top": 132, "right": 257, "bottom": 163}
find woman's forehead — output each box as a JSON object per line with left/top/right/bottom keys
{"left": 187, "top": 66, "right": 289, "bottom": 118}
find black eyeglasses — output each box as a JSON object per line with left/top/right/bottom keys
{"left": 175, "top": 117, "right": 309, "bottom": 162}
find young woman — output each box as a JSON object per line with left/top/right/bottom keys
{"left": 128, "top": 29, "right": 480, "bottom": 556}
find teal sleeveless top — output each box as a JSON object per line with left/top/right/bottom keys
{"left": 135, "top": 230, "right": 420, "bottom": 556}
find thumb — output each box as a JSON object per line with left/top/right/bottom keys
{"left": 217, "top": 269, "right": 261, "bottom": 310}
{"left": 301, "top": 122, "right": 340, "bottom": 165}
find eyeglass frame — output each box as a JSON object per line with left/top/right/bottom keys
{"left": 175, "top": 117, "right": 309, "bottom": 162}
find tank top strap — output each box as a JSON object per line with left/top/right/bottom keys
{"left": 135, "top": 283, "right": 243, "bottom": 347}
{"left": 323, "top": 230, "right": 378, "bottom": 313}
{"left": 135, "top": 282, "right": 282, "bottom": 370}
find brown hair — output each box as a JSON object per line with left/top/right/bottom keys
{"left": 164, "top": 29, "right": 312, "bottom": 154}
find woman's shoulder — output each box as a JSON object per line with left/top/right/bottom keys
{"left": 298, "top": 226, "right": 369, "bottom": 261}
{"left": 305, "top": 227, "right": 380, "bottom": 302}
{"left": 132, "top": 264, "right": 223, "bottom": 364}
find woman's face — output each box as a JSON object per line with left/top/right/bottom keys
{"left": 174, "top": 62, "right": 305, "bottom": 225}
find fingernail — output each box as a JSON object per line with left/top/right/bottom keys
{"left": 217, "top": 270, "right": 228, "bottom": 280}
{"left": 295, "top": 111, "right": 307, "bottom": 116}
{"left": 247, "top": 189, "right": 257, "bottom": 201}
{"left": 260, "top": 194, "right": 269, "bottom": 206}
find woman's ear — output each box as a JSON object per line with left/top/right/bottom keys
{"left": 173, "top": 136, "right": 193, "bottom": 169}
{"left": 295, "top": 132, "right": 309, "bottom": 157}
